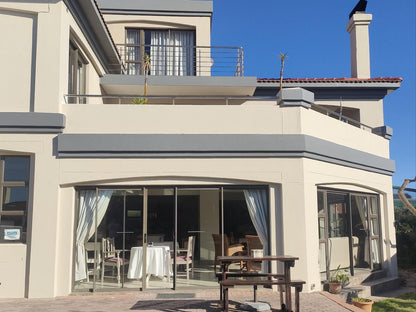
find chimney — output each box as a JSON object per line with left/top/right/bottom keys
{"left": 347, "top": 1, "right": 372, "bottom": 78}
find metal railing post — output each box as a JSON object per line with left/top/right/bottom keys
{"left": 198, "top": 48, "right": 201, "bottom": 76}
{"left": 240, "top": 47, "right": 244, "bottom": 76}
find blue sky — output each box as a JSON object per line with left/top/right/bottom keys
{"left": 211, "top": 0, "right": 416, "bottom": 187}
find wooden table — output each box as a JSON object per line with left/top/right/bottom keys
{"left": 217, "top": 255, "right": 301, "bottom": 312}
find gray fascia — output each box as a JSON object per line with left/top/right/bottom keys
{"left": 97, "top": 0, "right": 213, "bottom": 17}
{"left": 100, "top": 74, "right": 258, "bottom": 88}
{"left": 64, "top": 0, "right": 121, "bottom": 74}
{"left": 56, "top": 133, "right": 395, "bottom": 175}
{"left": 0, "top": 113, "right": 66, "bottom": 133}
{"left": 256, "top": 82, "right": 401, "bottom": 100}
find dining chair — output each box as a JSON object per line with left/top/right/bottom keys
{"left": 101, "top": 237, "right": 129, "bottom": 285}
{"left": 244, "top": 234, "right": 263, "bottom": 272}
{"left": 176, "top": 236, "right": 195, "bottom": 279}
{"left": 212, "top": 234, "right": 245, "bottom": 274}
{"left": 85, "top": 241, "right": 102, "bottom": 282}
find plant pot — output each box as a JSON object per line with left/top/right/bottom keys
{"left": 352, "top": 299, "right": 374, "bottom": 312}
{"left": 328, "top": 282, "right": 342, "bottom": 294}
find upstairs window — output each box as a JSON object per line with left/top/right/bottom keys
{"left": 0, "top": 156, "right": 30, "bottom": 243}
{"left": 68, "top": 41, "right": 87, "bottom": 103}
{"left": 125, "top": 29, "right": 195, "bottom": 76}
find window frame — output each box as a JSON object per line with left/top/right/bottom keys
{"left": 68, "top": 41, "right": 88, "bottom": 103}
{"left": 0, "top": 156, "right": 30, "bottom": 243}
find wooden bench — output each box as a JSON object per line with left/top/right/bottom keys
{"left": 216, "top": 272, "right": 283, "bottom": 302}
{"left": 220, "top": 278, "right": 305, "bottom": 312}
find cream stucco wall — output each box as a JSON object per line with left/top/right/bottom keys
{"left": 62, "top": 104, "right": 390, "bottom": 158}
{"left": 0, "top": 0, "right": 397, "bottom": 300}
{"left": 0, "top": 1, "right": 106, "bottom": 113}
{"left": 102, "top": 14, "right": 211, "bottom": 47}
{"left": 0, "top": 131, "right": 396, "bottom": 297}
{"left": 0, "top": 9, "right": 36, "bottom": 112}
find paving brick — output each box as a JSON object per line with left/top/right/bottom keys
{"left": 0, "top": 289, "right": 360, "bottom": 312}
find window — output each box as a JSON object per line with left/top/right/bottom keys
{"left": 68, "top": 41, "right": 87, "bottom": 103}
{"left": 125, "top": 29, "right": 195, "bottom": 76}
{"left": 0, "top": 156, "right": 30, "bottom": 243}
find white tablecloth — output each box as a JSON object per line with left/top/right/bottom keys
{"left": 127, "top": 246, "right": 171, "bottom": 279}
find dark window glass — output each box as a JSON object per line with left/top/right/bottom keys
{"left": 3, "top": 187, "right": 28, "bottom": 211}
{"left": 4, "top": 157, "right": 29, "bottom": 182}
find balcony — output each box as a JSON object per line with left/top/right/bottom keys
{"left": 116, "top": 44, "right": 244, "bottom": 77}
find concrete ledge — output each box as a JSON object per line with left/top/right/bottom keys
{"left": 277, "top": 88, "right": 314, "bottom": 108}
{"left": 372, "top": 126, "right": 393, "bottom": 140}
{"left": 0, "top": 113, "right": 66, "bottom": 133}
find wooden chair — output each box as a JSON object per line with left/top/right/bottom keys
{"left": 245, "top": 235, "right": 263, "bottom": 272}
{"left": 85, "top": 241, "right": 102, "bottom": 282}
{"left": 101, "top": 237, "right": 129, "bottom": 285}
{"left": 176, "top": 236, "right": 195, "bottom": 279}
{"left": 212, "top": 234, "right": 245, "bottom": 273}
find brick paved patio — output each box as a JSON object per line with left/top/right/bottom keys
{"left": 0, "top": 289, "right": 364, "bottom": 312}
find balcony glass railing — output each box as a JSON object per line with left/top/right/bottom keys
{"left": 116, "top": 44, "right": 244, "bottom": 77}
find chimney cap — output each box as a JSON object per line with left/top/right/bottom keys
{"left": 349, "top": 0, "right": 368, "bottom": 19}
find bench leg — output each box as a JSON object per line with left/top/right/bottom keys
{"left": 295, "top": 285, "right": 301, "bottom": 312}
{"left": 224, "top": 287, "right": 229, "bottom": 312}
{"left": 279, "top": 284, "right": 284, "bottom": 305}
{"left": 253, "top": 285, "right": 257, "bottom": 302}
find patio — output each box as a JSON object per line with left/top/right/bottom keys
{"left": 0, "top": 288, "right": 366, "bottom": 312}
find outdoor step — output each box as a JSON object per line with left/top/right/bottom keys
{"left": 340, "top": 285, "right": 371, "bottom": 300}
{"left": 362, "top": 276, "right": 401, "bottom": 296}
{"left": 348, "top": 270, "right": 387, "bottom": 285}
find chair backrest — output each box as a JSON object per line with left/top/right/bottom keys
{"left": 102, "top": 237, "right": 116, "bottom": 258}
{"left": 187, "top": 236, "right": 195, "bottom": 259}
{"left": 212, "top": 234, "right": 230, "bottom": 259}
{"left": 245, "top": 235, "right": 262, "bottom": 250}
{"left": 85, "top": 241, "right": 102, "bottom": 264}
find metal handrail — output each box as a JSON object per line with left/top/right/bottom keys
{"left": 310, "top": 102, "right": 373, "bottom": 131}
{"left": 116, "top": 44, "right": 244, "bottom": 77}
{"left": 64, "top": 94, "right": 276, "bottom": 106}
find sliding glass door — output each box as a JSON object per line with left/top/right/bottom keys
{"left": 74, "top": 185, "right": 269, "bottom": 292}
{"left": 318, "top": 189, "right": 382, "bottom": 281}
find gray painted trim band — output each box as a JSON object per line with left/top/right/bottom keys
{"left": 97, "top": 0, "right": 213, "bottom": 15}
{"left": 0, "top": 113, "right": 66, "bottom": 133}
{"left": 64, "top": 0, "right": 121, "bottom": 74}
{"left": 56, "top": 134, "right": 395, "bottom": 175}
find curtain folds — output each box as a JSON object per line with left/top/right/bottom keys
{"left": 75, "top": 190, "right": 113, "bottom": 281}
{"left": 126, "top": 29, "right": 140, "bottom": 75}
{"left": 243, "top": 189, "right": 269, "bottom": 257}
{"left": 151, "top": 30, "right": 194, "bottom": 76}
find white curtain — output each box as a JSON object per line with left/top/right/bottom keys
{"left": 150, "top": 30, "right": 194, "bottom": 76}
{"left": 353, "top": 196, "right": 369, "bottom": 264}
{"left": 126, "top": 29, "right": 140, "bottom": 75}
{"left": 243, "top": 189, "right": 269, "bottom": 257}
{"left": 151, "top": 31, "right": 169, "bottom": 75}
{"left": 75, "top": 190, "right": 113, "bottom": 281}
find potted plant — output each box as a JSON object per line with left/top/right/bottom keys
{"left": 351, "top": 297, "right": 374, "bottom": 312}
{"left": 328, "top": 265, "right": 349, "bottom": 294}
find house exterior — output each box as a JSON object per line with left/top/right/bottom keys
{"left": 0, "top": 0, "right": 401, "bottom": 298}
